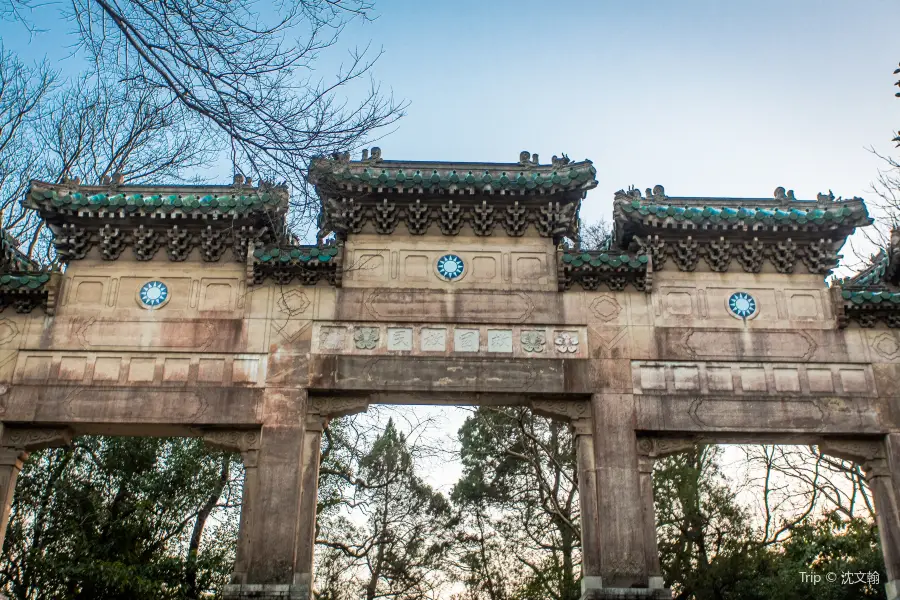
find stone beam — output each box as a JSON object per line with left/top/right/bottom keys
{"left": 310, "top": 355, "right": 591, "bottom": 395}
{"left": 635, "top": 394, "right": 889, "bottom": 435}
{"left": 1, "top": 386, "right": 263, "bottom": 426}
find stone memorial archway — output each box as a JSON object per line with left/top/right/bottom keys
{"left": 0, "top": 150, "right": 896, "bottom": 599}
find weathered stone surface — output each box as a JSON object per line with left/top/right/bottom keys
{"left": 309, "top": 355, "right": 592, "bottom": 394}
{"left": 0, "top": 170, "right": 896, "bottom": 597}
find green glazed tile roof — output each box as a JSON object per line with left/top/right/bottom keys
{"left": 844, "top": 252, "right": 889, "bottom": 287}
{"left": 0, "top": 230, "right": 39, "bottom": 272}
{"left": 29, "top": 188, "right": 285, "bottom": 214}
{"left": 561, "top": 250, "right": 649, "bottom": 270}
{"left": 841, "top": 288, "right": 900, "bottom": 305}
{"left": 0, "top": 272, "right": 50, "bottom": 291}
{"left": 253, "top": 245, "right": 340, "bottom": 264}
{"left": 311, "top": 159, "right": 597, "bottom": 194}
{"left": 617, "top": 199, "right": 871, "bottom": 227}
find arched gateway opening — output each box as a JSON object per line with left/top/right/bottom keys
{"left": 0, "top": 149, "right": 894, "bottom": 600}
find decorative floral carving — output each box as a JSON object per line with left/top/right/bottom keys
{"left": 554, "top": 331, "right": 579, "bottom": 353}
{"left": 319, "top": 327, "right": 346, "bottom": 351}
{"left": 521, "top": 330, "right": 546, "bottom": 353}
{"left": 353, "top": 327, "right": 380, "bottom": 350}
{"left": 201, "top": 429, "right": 261, "bottom": 453}
{"left": 3, "top": 428, "right": 72, "bottom": 451}
{"left": 530, "top": 399, "right": 590, "bottom": 422}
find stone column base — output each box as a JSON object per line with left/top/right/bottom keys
{"left": 223, "top": 584, "right": 311, "bottom": 600}
{"left": 886, "top": 579, "right": 900, "bottom": 600}
{"left": 581, "top": 588, "right": 672, "bottom": 600}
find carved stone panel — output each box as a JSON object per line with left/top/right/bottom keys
{"left": 311, "top": 323, "right": 589, "bottom": 359}
{"left": 632, "top": 361, "right": 875, "bottom": 397}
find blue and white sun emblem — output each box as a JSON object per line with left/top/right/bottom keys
{"left": 437, "top": 254, "right": 465, "bottom": 280}
{"left": 139, "top": 281, "right": 169, "bottom": 308}
{"left": 728, "top": 292, "right": 757, "bottom": 319}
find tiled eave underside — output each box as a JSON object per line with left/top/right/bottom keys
{"left": 617, "top": 220, "right": 864, "bottom": 241}
{"left": 33, "top": 207, "right": 286, "bottom": 222}
{"left": 310, "top": 160, "right": 598, "bottom": 195}
{"left": 26, "top": 184, "right": 289, "bottom": 213}
{"left": 37, "top": 212, "right": 283, "bottom": 262}
{"left": 558, "top": 251, "right": 650, "bottom": 292}
{"left": 248, "top": 254, "right": 342, "bottom": 287}
{"left": 0, "top": 233, "right": 39, "bottom": 272}
{"left": 320, "top": 195, "right": 580, "bottom": 239}
{"left": 0, "top": 272, "right": 56, "bottom": 314}
{"left": 839, "top": 287, "right": 900, "bottom": 328}
{"left": 323, "top": 184, "right": 592, "bottom": 196}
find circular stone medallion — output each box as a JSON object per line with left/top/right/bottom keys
{"left": 138, "top": 280, "right": 170, "bottom": 309}
{"left": 436, "top": 254, "right": 465, "bottom": 281}
{"left": 728, "top": 291, "right": 758, "bottom": 319}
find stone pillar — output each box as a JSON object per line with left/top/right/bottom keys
{"left": 636, "top": 448, "right": 662, "bottom": 589}
{"left": 592, "top": 393, "right": 645, "bottom": 587}
{"left": 636, "top": 437, "right": 697, "bottom": 592}
{"left": 218, "top": 388, "right": 309, "bottom": 600}
{"left": 200, "top": 430, "right": 261, "bottom": 587}
{"left": 0, "top": 448, "right": 26, "bottom": 551}
{"left": 293, "top": 412, "right": 325, "bottom": 593}
{"left": 590, "top": 393, "right": 671, "bottom": 599}
{"left": 530, "top": 399, "right": 604, "bottom": 598}
{"left": 573, "top": 416, "right": 602, "bottom": 595}
{"left": 0, "top": 426, "right": 73, "bottom": 552}
{"left": 218, "top": 393, "right": 369, "bottom": 600}
{"left": 820, "top": 437, "right": 900, "bottom": 600}
{"left": 293, "top": 397, "right": 368, "bottom": 594}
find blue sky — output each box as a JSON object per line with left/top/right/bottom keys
{"left": 4, "top": 0, "right": 900, "bottom": 230}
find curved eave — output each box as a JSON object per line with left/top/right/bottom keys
{"left": 310, "top": 161, "right": 598, "bottom": 196}
{"left": 252, "top": 244, "right": 341, "bottom": 265}
{"left": 614, "top": 198, "right": 871, "bottom": 230}
{"left": 560, "top": 250, "right": 650, "bottom": 272}
{"left": 26, "top": 181, "right": 290, "bottom": 217}
{"left": 841, "top": 287, "right": 900, "bottom": 306}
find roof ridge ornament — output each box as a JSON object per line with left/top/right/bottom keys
{"left": 60, "top": 173, "right": 80, "bottom": 186}
{"left": 519, "top": 151, "right": 539, "bottom": 167}
{"left": 645, "top": 185, "right": 666, "bottom": 203}
{"left": 817, "top": 190, "right": 838, "bottom": 206}
{"left": 360, "top": 147, "right": 382, "bottom": 163}
{"left": 551, "top": 153, "right": 571, "bottom": 168}
{"left": 774, "top": 186, "right": 796, "bottom": 205}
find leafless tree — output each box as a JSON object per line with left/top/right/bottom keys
{"left": 0, "top": 48, "right": 53, "bottom": 260}
{"left": 735, "top": 445, "right": 874, "bottom": 547}
{"left": 3, "top": 0, "right": 407, "bottom": 235}
{"left": 0, "top": 64, "right": 217, "bottom": 264}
